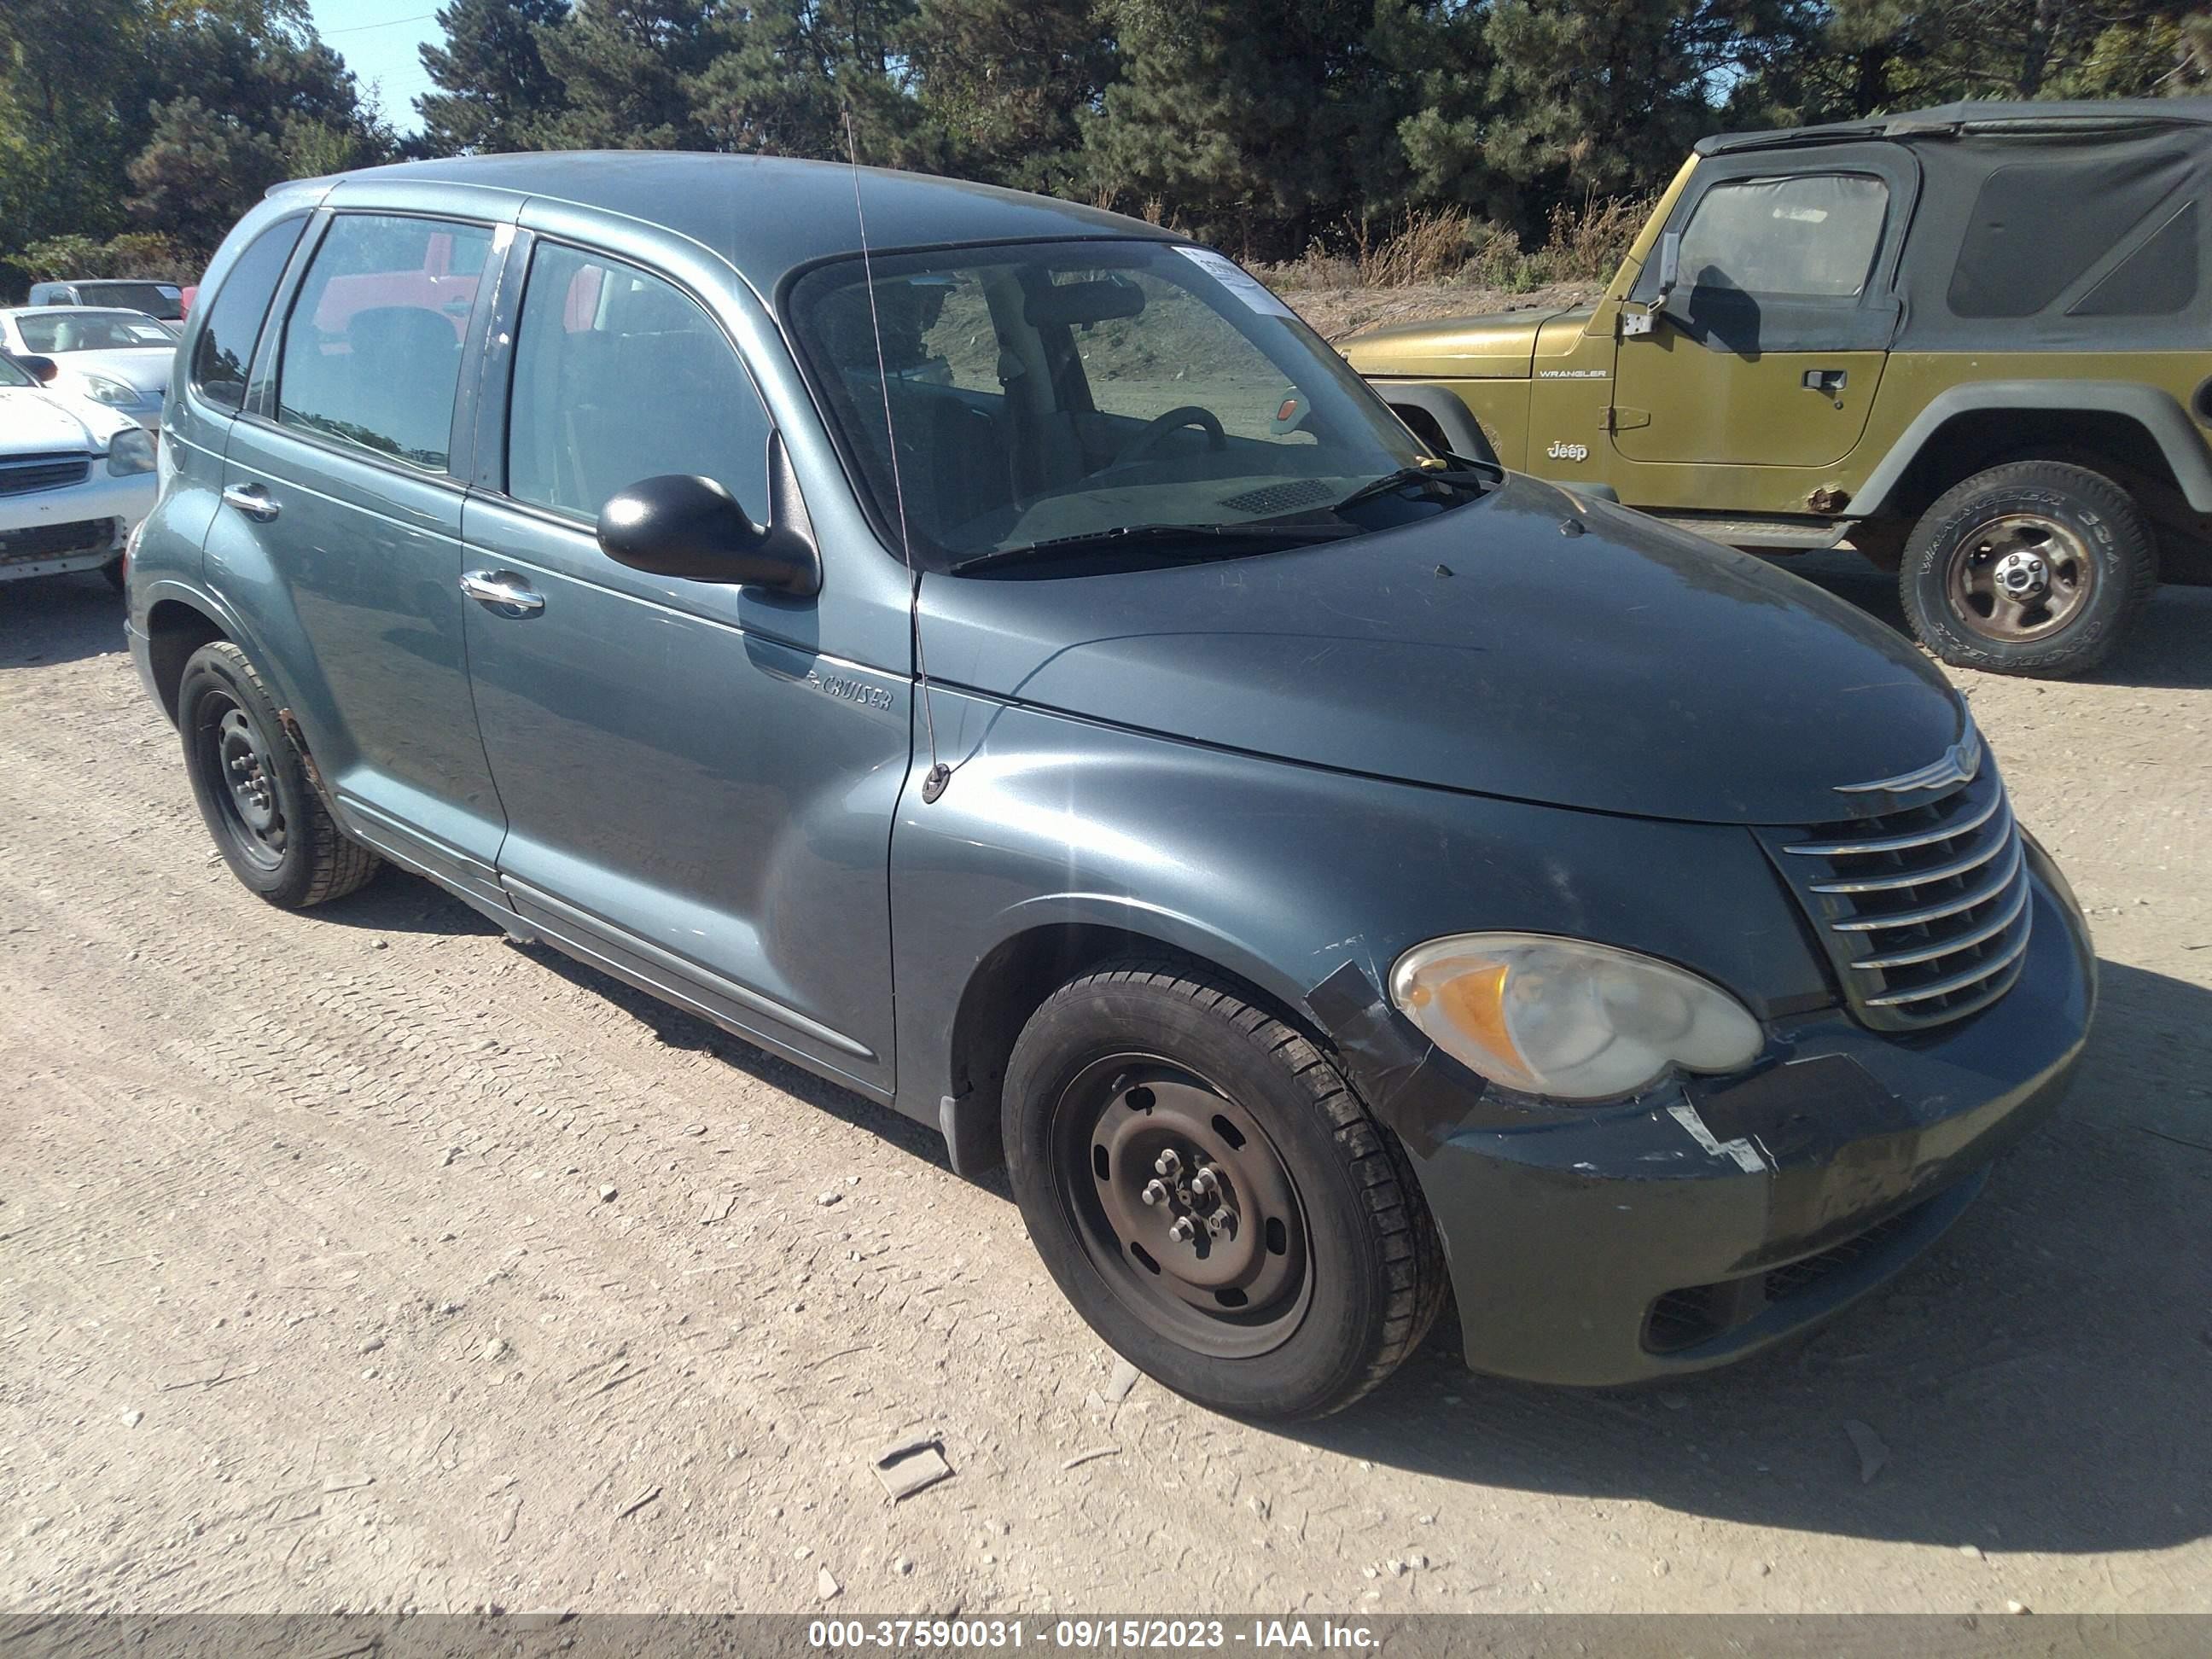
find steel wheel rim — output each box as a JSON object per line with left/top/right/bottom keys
{"left": 198, "top": 694, "right": 287, "bottom": 870}
{"left": 1051, "top": 1052, "right": 1313, "bottom": 1359}
{"left": 1945, "top": 512, "right": 2095, "bottom": 643}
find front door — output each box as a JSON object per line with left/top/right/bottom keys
{"left": 1610, "top": 155, "right": 1912, "bottom": 487}
{"left": 458, "top": 238, "right": 905, "bottom": 1097}
{"left": 209, "top": 210, "right": 510, "bottom": 902}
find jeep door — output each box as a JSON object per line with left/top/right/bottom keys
{"left": 208, "top": 207, "right": 513, "bottom": 907}
{"left": 456, "top": 230, "right": 905, "bottom": 1099}
{"left": 1609, "top": 149, "right": 1914, "bottom": 503}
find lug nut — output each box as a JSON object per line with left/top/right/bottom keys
{"left": 1190, "top": 1167, "right": 1219, "bottom": 1198}
{"left": 1206, "top": 1210, "right": 1236, "bottom": 1239}
{"left": 1154, "top": 1150, "right": 1181, "bottom": 1178}
{"left": 1140, "top": 1179, "right": 1167, "bottom": 1207}
{"left": 1167, "top": 1215, "right": 1195, "bottom": 1243}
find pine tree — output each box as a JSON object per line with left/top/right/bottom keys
{"left": 1477, "top": 0, "right": 1808, "bottom": 212}
{"left": 419, "top": 0, "right": 571, "bottom": 154}
{"left": 1084, "top": 0, "right": 1405, "bottom": 259}
{"left": 899, "top": 0, "right": 1113, "bottom": 192}
{"left": 533, "top": 0, "right": 719, "bottom": 149}
{"left": 124, "top": 96, "right": 287, "bottom": 241}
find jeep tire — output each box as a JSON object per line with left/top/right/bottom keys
{"left": 1003, "top": 961, "right": 1448, "bottom": 1421}
{"left": 178, "top": 641, "right": 381, "bottom": 909}
{"left": 1900, "top": 460, "right": 2157, "bottom": 678}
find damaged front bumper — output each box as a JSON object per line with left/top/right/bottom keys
{"left": 1322, "top": 838, "right": 2095, "bottom": 1388}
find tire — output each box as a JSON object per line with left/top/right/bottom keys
{"left": 1003, "top": 961, "right": 1447, "bottom": 1420}
{"left": 1899, "top": 461, "right": 2157, "bottom": 678}
{"left": 178, "top": 641, "right": 381, "bottom": 909}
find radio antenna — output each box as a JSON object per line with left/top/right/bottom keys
{"left": 846, "top": 110, "right": 950, "bottom": 804}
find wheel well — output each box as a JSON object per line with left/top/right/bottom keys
{"left": 944, "top": 923, "right": 1328, "bottom": 1174}
{"left": 1868, "top": 408, "right": 2185, "bottom": 527}
{"left": 1389, "top": 401, "right": 1452, "bottom": 455}
{"left": 146, "top": 599, "right": 228, "bottom": 721}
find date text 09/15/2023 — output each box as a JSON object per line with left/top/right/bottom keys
{"left": 806, "top": 1618, "right": 1378, "bottom": 1650}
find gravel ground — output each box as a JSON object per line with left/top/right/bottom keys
{"left": 2, "top": 558, "right": 2208, "bottom": 1616}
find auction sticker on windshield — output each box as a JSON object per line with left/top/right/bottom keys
{"left": 1173, "top": 246, "right": 1294, "bottom": 318}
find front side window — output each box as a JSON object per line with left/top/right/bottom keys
{"left": 275, "top": 213, "right": 492, "bottom": 472}
{"left": 190, "top": 217, "right": 307, "bottom": 410}
{"left": 505, "top": 242, "right": 772, "bottom": 521}
{"left": 1677, "top": 174, "right": 1890, "bottom": 302}
{"left": 788, "top": 240, "right": 1432, "bottom": 569}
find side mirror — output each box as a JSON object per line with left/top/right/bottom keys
{"left": 1652, "top": 230, "right": 1682, "bottom": 311}
{"left": 17, "top": 354, "right": 58, "bottom": 385}
{"left": 596, "top": 474, "right": 819, "bottom": 595}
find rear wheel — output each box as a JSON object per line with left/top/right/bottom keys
{"left": 1003, "top": 962, "right": 1447, "bottom": 1420}
{"left": 178, "top": 641, "right": 381, "bottom": 908}
{"left": 1899, "top": 461, "right": 2156, "bottom": 677}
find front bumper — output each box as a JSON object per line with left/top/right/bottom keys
{"left": 0, "top": 468, "right": 149, "bottom": 581}
{"left": 1372, "top": 844, "right": 2093, "bottom": 1387}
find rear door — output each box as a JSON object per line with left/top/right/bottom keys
{"left": 457, "top": 233, "right": 905, "bottom": 1098}
{"left": 208, "top": 209, "right": 512, "bottom": 905}
{"left": 1610, "top": 149, "right": 1914, "bottom": 482}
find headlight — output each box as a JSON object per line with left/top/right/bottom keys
{"left": 81, "top": 375, "right": 140, "bottom": 407}
{"left": 1389, "top": 933, "right": 1763, "bottom": 1101}
{"left": 107, "top": 428, "right": 156, "bottom": 475}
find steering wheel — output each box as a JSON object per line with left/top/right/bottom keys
{"left": 1114, "top": 405, "right": 1227, "bottom": 468}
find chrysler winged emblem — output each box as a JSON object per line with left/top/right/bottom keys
{"left": 1834, "top": 729, "right": 1982, "bottom": 795}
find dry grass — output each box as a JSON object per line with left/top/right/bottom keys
{"left": 1261, "top": 193, "right": 1652, "bottom": 296}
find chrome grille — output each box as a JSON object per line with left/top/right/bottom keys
{"left": 0, "top": 451, "right": 91, "bottom": 497}
{"left": 1758, "top": 766, "right": 2032, "bottom": 1031}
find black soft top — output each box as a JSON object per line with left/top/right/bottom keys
{"left": 1697, "top": 97, "right": 2212, "bottom": 156}
{"left": 1692, "top": 99, "right": 2212, "bottom": 351}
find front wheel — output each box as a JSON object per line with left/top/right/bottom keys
{"left": 178, "top": 641, "right": 381, "bottom": 908}
{"left": 1003, "top": 963, "right": 1447, "bottom": 1419}
{"left": 1899, "top": 461, "right": 2157, "bottom": 677}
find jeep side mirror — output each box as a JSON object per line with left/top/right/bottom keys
{"left": 597, "top": 474, "right": 820, "bottom": 596}
{"left": 1652, "top": 231, "right": 1681, "bottom": 311}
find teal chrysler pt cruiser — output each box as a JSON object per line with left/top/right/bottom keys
{"left": 126, "top": 153, "right": 2093, "bottom": 1418}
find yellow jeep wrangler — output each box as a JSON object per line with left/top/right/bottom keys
{"left": 1346, "top": 97, "right": 2212, "bottom": 677}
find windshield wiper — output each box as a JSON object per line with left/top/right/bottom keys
{"left": 951, "top": 521, "right": 1355, "bottom": 574}
{"left": 1331, "top": 463, "right": 1499, "bottom": 513}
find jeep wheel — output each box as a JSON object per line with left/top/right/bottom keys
{"left": 1900, "top": 461, "right": 2157, "bottom": 678}
{"left": 178, "top": 641, "right": 381, "bottom": 909}
{"left": 1003, "top": 962, "right": 1447, "bottom": 1420}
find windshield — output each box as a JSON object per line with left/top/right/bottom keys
{"left": 79, "top": 282, "right": 184, "bottom": 321}
{"left": 15, "top": 311, "right": 178, "bottom": 352}
{"left": 788, "top": 240, "right": 1442, "bottom": 572}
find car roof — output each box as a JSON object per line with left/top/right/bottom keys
{"left": 1697, "top": 96, "right": 2212, "bottom": 157}
{"left": 288, "top": 152, "right": 1179, "bottom": 298}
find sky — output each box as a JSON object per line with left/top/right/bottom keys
{"left": 307, "top": 0, "right": 444, "bottom": 135}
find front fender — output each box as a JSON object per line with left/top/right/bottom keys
{"left": 889, "top": 688, "right": 1832, "bottom": 1161}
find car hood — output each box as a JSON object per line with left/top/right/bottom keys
{"left": 1342, "top": 306, "right": 1574, "bottom": 380}
{"left": 0, "top": 384, "right": 135, "bottom": 454}
{"left": 917, "top": 473, "right": 1966, "bottom": 827}
{"left": 54, "top": 347, "right": 172, "bottom": 394}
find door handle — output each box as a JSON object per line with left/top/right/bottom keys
{"left": 220, "top": 483, "right": 280, "bottom": 521}
{"left": 1802, "top": 368, "right": 1848, "bottom": 395}
{"left": 460, "top": 568, "right": 544, "bottom": 616}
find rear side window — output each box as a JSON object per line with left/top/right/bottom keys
{"left": 189, "top": 218, "right": 307, "bottom": 410}
{"left": 275, "top": 213, "right": 492, "bottom": 472}
{"left": 505, "top": 242, "right": 771, "bottom": 521}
